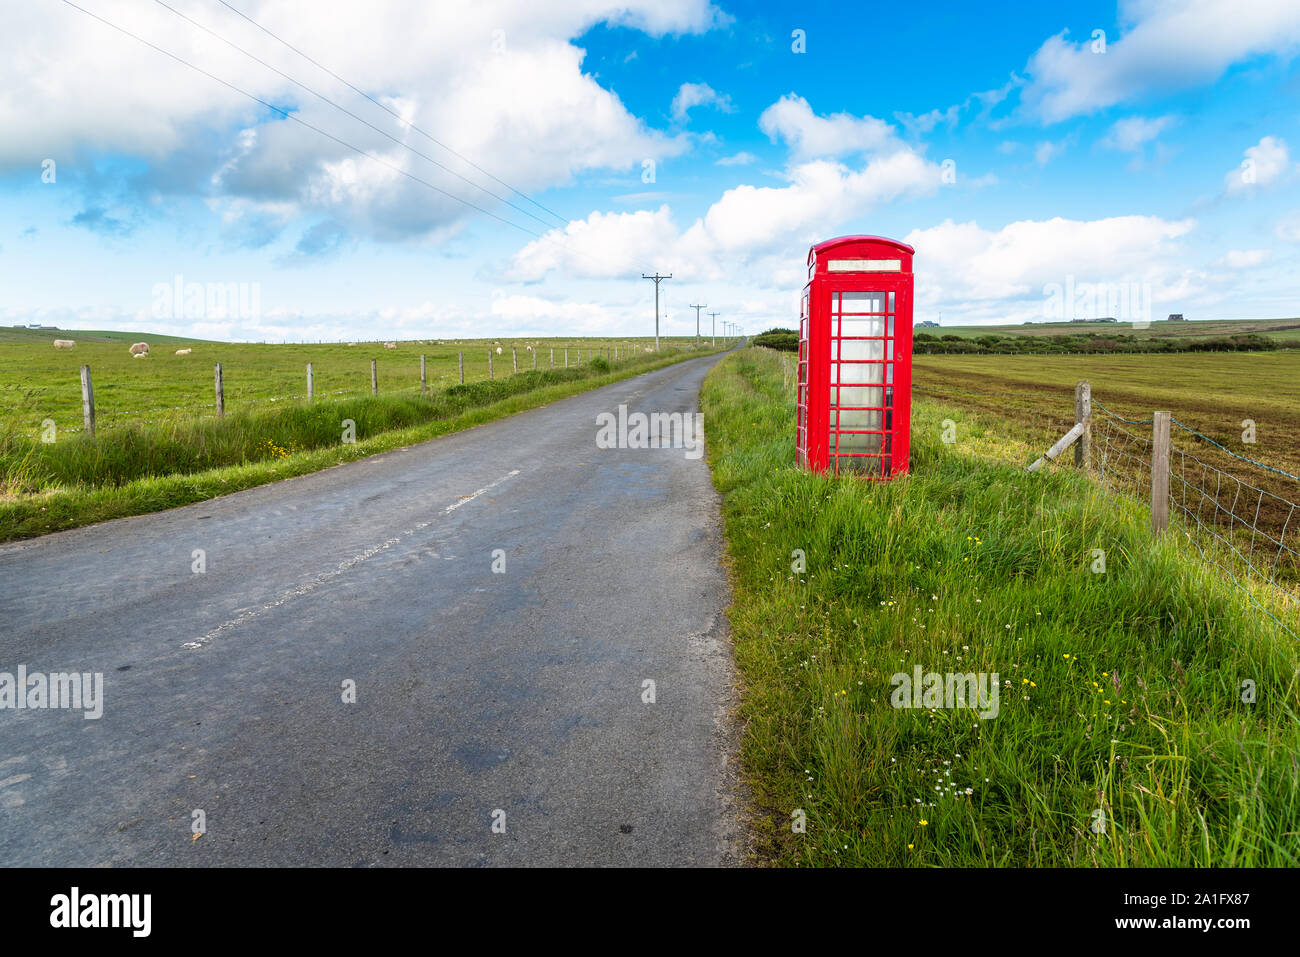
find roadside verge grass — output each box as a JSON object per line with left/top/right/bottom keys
{"left": 0, "top": 349, "right": 714, "bottom": 542}
{"left": 701, "top": 347, "right": 1300, "bottom": 867}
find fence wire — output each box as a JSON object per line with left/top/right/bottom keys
{"left": 920, "top": 384, "right": 1299, "bottom": 636}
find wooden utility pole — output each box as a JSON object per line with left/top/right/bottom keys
{"left": 690, "top": 303, "right": 706, "bottom": 348}
{"left": 709, "top": 311, "right": 719, "bottom": 347}
{"left": 642, "top": 273, "right": 672, "bottom": 351}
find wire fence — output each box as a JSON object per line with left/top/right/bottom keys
{"left": 919, "top": 380, "right": 1300, "bottom": 636}
{"left": 15, "top": 343, "right": 708, "bottom": 437}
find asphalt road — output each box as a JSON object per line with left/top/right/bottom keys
{"left": 0, "top": 352, "right": 743, "bottom": 866}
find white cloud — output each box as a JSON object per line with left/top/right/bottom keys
{"left": 1019, "top": 0, "right": 1300, "bottom": 123}
{"left": 507, "top": 151, "right": 943, "bottom": 283}
{"left": 0, "top": 0, "right": 722, "bottom": 244}
{"left": 902, "top": 215, "right": 1199, "bottom": 323}
{"left": 716, "top": 151, "right": 756, "bottom": 166}
{"left": 758, "top": 94, "right": 900, "bottom": 160}
{"left": 1101, "top": 115, "right": 1177, "bottom": 151}
{"left": 670, "top": 82, "right": 734, "bottom": 122}
{"left": 1034, "top": 140, "right": 1066, "bottom": 165}
{"left": 1225, "top": 136, "right": 1291, "bottom": 194}
{"left": 1214, "top": 249, "right": 1271, "bottom": 269}
{"left": 895, "top": 105, "right": 960, "bottom": 138}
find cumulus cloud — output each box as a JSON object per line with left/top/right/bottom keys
{"left": 670, "top": 82, "right": 734, "bottom": 122}
{"left": 758, "top": 94, "right": 900, "bottom": 160}
{"left": 0, "top": 0, "right": 720, "bottom": 248}
{"left": 716, "top": 151, "right": 756, "bottom": 166}
{"left": 1225, "top": 136, "right": 1291, "bottom": 195}
{"left": 902, "top": 215, "right": 1199, "bottom": 323}
{"left": 506, "top": 144, "right": 944, "bottom": 283}
{"left": 1018, "top": 0, "right": 1300, "bottom": 123}
{"left": 1101, "top": 115, "right": 1177, "bottom": 151}
{"left": 1213, "top": 249, "right": 1271, "bottom": 269}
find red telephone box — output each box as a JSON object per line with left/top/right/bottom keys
{"left": 797, "top": 235, "right": 914, "bottom": 477}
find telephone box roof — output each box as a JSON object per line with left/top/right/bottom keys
{"left": 808, "top": 235, "right": 915, "bottom": 264}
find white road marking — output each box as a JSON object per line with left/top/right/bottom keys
{"left": 183, "top": 469, "right": 520, "bottom": 650}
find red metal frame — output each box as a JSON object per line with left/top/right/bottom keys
{"left": 797, "top": 235, "right": 914, "bottom": 477}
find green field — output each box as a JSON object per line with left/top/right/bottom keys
{"left": 0, "top": 333, "right": 727, "bottom": 540}
{"left": 0, "top": 330, "right": 720, "bottom": 438}
{"left": 925, "top": 316, "right": 1300, "bottom": 342}
{"left": 703, "top": 347, "right": 1300, "bottom": 867}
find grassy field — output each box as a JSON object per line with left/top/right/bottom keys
{"left": 702, "top": 347, "right": 1300, "bottom": 867}
{"left": 911, "top": 351, "right": 1300, "bottom": 588}
{"left": 0, "top": 329, "right": 719, "bottom": 437}
{"left": 929, "top": 317, "right": 1300, "bottom": 342}
{"left": 0, "top": 339, "right": 723, "bottom": 541}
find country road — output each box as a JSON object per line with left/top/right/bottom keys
{"left": 0, "top": 352, "right": 743, "bottom": 867}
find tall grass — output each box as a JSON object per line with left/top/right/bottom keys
{"left": 0, "top": 349, "right": 694, "bottom": 540}
{"left": 702, "top": 347, "right": 1300, "bottom": 867}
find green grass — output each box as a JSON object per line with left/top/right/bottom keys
{"left": 0, "top": 332, "right": 718, "bottom": 437}
{"left": 0, "top": 346, "right": 717, "bottom": 541}
{"left": 702, "top": 347, "right": 1300, "bottom": 867}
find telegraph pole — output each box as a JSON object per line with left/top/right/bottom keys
{"left": 709, "top": 311, "right": 719, "bottom": 347}
{"left": 690, "top": 303, "right": 706, "bottom": 347}
{"left": 642, "top": 273, "right": 672, "bottom": 351}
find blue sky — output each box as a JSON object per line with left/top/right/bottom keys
{"left": 2, "top": 0, "right": 1298, "bottom": 340}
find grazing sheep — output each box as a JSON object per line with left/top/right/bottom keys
{"left": 384, "top": 341, "right": 397, "bottom": 349}
{"left": 495, "top": 346, "right": 502, "bottom": 355}
{"left": 175, "top": 347, "right": 192, "bottom": 355}
{"left": 129, "top": 342, "right": 149, "bottom": 356}
{"left": 52, "top": 339, "right": 75, "bottom": 349}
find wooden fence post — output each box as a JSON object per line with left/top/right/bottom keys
{"left": 532, "top": 348, "right": 537, "bottom": 370}
{"left": 371, "top": 359, "right": 378, "bottom": 395}
{"left": 420, "top": 354, "right": 427, "bottom": 392}
{"left": 550, "top": 347, "right": 554, "bottom": 368}
{"left": 489, "top": 350, "right": 494, "bottom": 379}
{"left": 1152, "top": 411, "right": 1171, "bottom": 535}
{"left": 458, "top": 351, "right": 464, "bottom": 384}
{"left": 512, "top": 347, "right": 517, "bottom": 374}
{"left": 564, "top": 348, "right": 569, "bottom": 368}
{"left": 80, "top": 364, "right": 95, "bottom": 436}
{"left": 1074, "top": 380, "right": 1091, "bottom": 473}
{"left": 307, "top": 362, "right": 314, "bottom": 401}
{"left": 214, "top": 363, "right": 224, "bottom": 418}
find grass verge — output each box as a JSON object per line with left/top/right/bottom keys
{"left": 0, "top": 349, "right": 714, "bottom": 542}
{"left": 701, "top": 347, "right": 1300, "bottom": 867}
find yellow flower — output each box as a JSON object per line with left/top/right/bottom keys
{"left": 907, "top": 843, "right": 914, "bottom": 850}
{"left": 919, "top": 819, "right": 928, "bottom": 826}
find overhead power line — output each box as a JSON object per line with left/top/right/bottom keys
{"left": 58, "top": 0, "right": 546, "bottom": 240}
{"left": 212, "top": 0, "right": 568, "bottom": 228}
{"left": 148, "top": 0, "right": 559, "bottom": 232}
